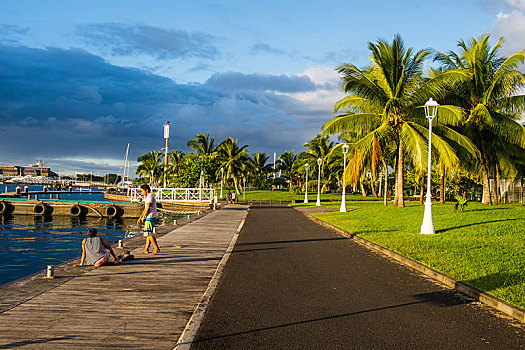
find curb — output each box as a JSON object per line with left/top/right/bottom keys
{"left": 173, "top": 213, "right": 248, "bottom": 349}
{"left": 298, "top": 209, "right": 525, "bottom": 324}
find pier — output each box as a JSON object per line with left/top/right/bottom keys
{"left": 0, "top": 205, "right": 248, "bottom": 349}
{"left": 0, "top": 199, "right": 141, "bottom": 219}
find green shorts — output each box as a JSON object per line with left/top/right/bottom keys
{"left": 143, "top": 218, "right": 157, "bottom": 236}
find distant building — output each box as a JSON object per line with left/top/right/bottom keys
{"left": 0, "top": 161, "right": 58, "bottom": 177}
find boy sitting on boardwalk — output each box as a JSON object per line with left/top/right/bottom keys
{"left": 74, "top": 228, "right": 119, "bottom": 267}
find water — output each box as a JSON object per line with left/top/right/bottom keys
{"left": 0, "top": 214, "right": 143, "bottom": 286}
{"left": 1, "top": 184, "right": 106, "bottom": 202}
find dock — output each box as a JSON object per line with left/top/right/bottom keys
{"left": 0, "top": 205, "right": 248, "bottom": 349}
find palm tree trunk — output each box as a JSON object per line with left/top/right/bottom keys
{"left": 382, "top": 159, "right": 388, "bottom": 207}
{"left": 371, "top": 179, "right": 378, "bottom": 197}
{"left": 480, "top": 155, "right": 492, "bottom": 205}
{"left": 439, "top": 164, "right": 445, "bottom": 204}
{"left": 495, "top": 163, "right": 500, "bottom": 205}
{"left": 419, "top": 171, "right": 424, "bottom": 205}
{"left": 394, "top": 142, "right": 405, "bottom": 207}
{"left": 360, "top": 176, "right": 367, "bottom": 197}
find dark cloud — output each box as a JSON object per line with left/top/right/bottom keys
{"left": 250, "top": 43, "right": 286, "bottom": 55}
{"left": 206, "top": 72, "right": 317, "bottom": 93}
{"left": 0, "top": 44, "right": 329, "bottom": 173}
{"left": 0, "top": 24, "right": 29, "bottom": 43}
{"left": 76, "top": 23, "right": 220, "bottom": 60}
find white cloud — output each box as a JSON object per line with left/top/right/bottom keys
{"left": 507, "top": 0, "right": 525, "bottom": 10}
{"left": 493, "top": 10, "right": 525, "bottom": 55}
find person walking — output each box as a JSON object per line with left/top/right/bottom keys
{"left": 137, "top": 184, "right": 161, "bottom": 255}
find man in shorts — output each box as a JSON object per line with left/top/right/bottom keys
{"left": 137, "top": 184, "right": 161, "bottom": 255}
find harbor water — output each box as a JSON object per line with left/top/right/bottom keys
{"left": 0, "top": 185, "right": 168, "bottom": 286}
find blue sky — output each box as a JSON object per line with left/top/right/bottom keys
{"left": 0, "top": 0, "right": 523, "bottom": 176}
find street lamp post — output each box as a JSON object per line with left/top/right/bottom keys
{"left": 163, "top": 121, "right": 170, "bottom": 188}
{"left": 316, "top": 158, "right": 323, "bottom": 206}
{"left": 304, "top": 163, "right": 309, "bottom": 203}
{"left": 421, "top": 98, "right": 439, "bottom": 235}
{"left": 340, "top": 143, "right": 349, "bottom": 212}
{"left": 220, "top": 167, "right": 224, "bottom": 199}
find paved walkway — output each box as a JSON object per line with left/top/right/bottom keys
{"left": 192, "top": 206, "right": 525, "bottom": 349}
{"left": 0, "top": 206, "right": 248, "bottom": 349}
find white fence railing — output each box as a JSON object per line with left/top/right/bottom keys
{"left": 127, "top": 188, "right": 216, "bottom": 203}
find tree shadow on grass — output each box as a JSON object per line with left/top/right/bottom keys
{"left": 462, "top": 272, "right": 525, "bottom": 292}
{"left": 464, "top": 207, "right": 512, "bottom": 212}
{"left": 435, "top": 219, "right": 519, "bottom": 234}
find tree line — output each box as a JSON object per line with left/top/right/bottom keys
{"left": 135, "top": 33, "right": 525, "bottom": 206}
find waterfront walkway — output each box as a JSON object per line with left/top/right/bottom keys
{"left": 192, "top": 206, "right": 525, "bottom": 349}
{"left": 0, "top": 205, "right": 248, "bottom": 349}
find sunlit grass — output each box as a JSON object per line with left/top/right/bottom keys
{"left": 240, "top": 189, "right": 381, "bottom": 202}
{"left": 295, "top": 200, "right": 525, "bottom": 308}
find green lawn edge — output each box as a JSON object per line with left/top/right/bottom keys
{"left": 292, "top": 200, "right": 525, "bottom": 309}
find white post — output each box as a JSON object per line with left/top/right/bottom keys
{"left": 316, "top": 158, "right": 322, "bottom": 206}
{"left": 304, "top": 163, "right": 309, "bottom": 203}
{"left": 243, "top": 177, "right": 246, "bottom": 200}
{"left": 163, "top": 122, "right": 170, "bottom": 188}
{"left": 220, "top": 167, "right": 224, "bottom": 199}
{"left": 340, "top": 144, "right": 349, "bottom": 212}
{"left": 421, "top": 98, "right": 438, "bottom": 235}
{"left": 273, "top": 152, "right": 276, "bottom": 179}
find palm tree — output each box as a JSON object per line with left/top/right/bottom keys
{"left": 278, "top": 150, "right": 298, "bottom": 184}
{"left": 250, "top": 152, "right": 273, "bottom": 188}
{"left": 187, "top": 131, "right": 216, "bottom": 156}
{"left": 323, "top": 34, "right": 470, "bottom": 207}
{"left": 303, "top": 135, "right": 341, "bottom": 193}
{"left": 216, "top": 138, "right": 250, "bottom": 194}
{"left": 166, "top": 149, "right": 185, "bottom": 185}
{"left": 136, "top": 151, "right": 163, "bottom": 186}
{"left": 434, "top": 34, "right": 525, "bottom": 204}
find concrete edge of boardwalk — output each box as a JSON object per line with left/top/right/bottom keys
{"left": 173, "top": 210, "right": 248, "bottom": 350}
{"left": 296, "top": 207, "right": 525, "bottom": 324}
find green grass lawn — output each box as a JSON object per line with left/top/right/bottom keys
{"left": 293, "top": 200, "right": 525, "bottom": 308}
{"left": 238, "top": 189, "right": 381, "bottom": 202}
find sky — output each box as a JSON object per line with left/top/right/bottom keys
{"left": 0, "top": 0, "right": 523, "bottom": 176}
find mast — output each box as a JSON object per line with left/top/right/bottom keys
{"left": 123, "top": 143, "right": 130, "bottom": 183}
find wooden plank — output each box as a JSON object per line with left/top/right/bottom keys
{"left": 0, "top": 206, "right": 248, "bottom": 349}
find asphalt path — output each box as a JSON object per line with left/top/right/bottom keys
{"left": 191, "top": 206, "right": 525, "bottom": 349}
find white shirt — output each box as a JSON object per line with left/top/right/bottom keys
{"left": 145, "top": 193, "right": 158, "bottom": 219}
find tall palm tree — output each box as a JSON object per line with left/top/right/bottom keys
{"left": 187, "top": 131, "right": 216, "bottom": 156}
{"left": 278, "top": 150, "right": 298, "bottom": 183}
{"left": 136, "top": 151, "right": 163, "bottom": 186}
{"left": 216, "top": 138, "right": 250, "bottom": 194}
{"left": 303, "top": 135, "right": 341, "bottom": 192}
{"left": 434, "top": 34, "right": 525, "bottom": 204}
{"left": 250, "top": 152, "right": 273, "bottom": 188}
{"left": 166, "top": 149, "right": 185, "bottom": 185}
{"left": 323, "top": 34, "right": 470, "bottom": 207}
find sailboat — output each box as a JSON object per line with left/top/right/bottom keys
{"left": 104, "top": 144, "right": 134, "bottom": 201}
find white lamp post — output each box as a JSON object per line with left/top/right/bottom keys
{"left": 220, "top": 167, "right": 224, "bottom": 199}
{"left": 316, "top": 158, "right": 323, "bottom": 206}
{"left": 304, "top": 163, "right": 309, "bottom": 203}
{"left": 421, "top": 98, "right": 439, "bottom": 235}
{"left": 163, "top": 121, "right": 170, "bottom": 188}
{"left": 340, "top": 143, "right": 349, "bottom": 212}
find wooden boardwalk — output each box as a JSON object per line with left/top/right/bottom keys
{"left": 0, "top": 205, "right": 248, "bottom": 349}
